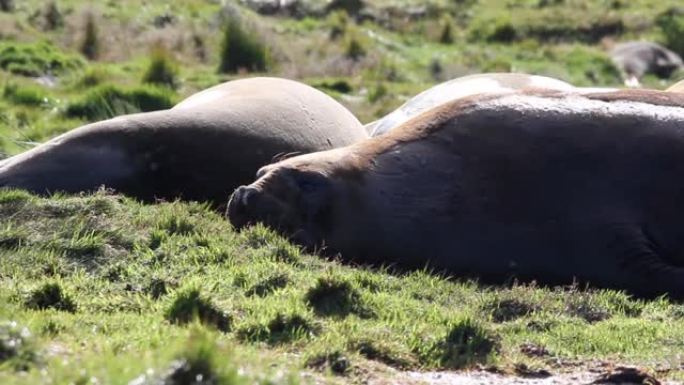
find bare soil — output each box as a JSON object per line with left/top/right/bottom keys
{"left": 369, "top": 366, "right": 678, "bottom": 385}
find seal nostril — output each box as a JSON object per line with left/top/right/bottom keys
{"left": 233, "top": 186, "right": 258, "bottom": 207}
{"left": 227, "top": 185, "right": 260, "bottom": 229}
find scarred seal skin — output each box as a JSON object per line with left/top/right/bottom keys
{"left": 228, "top": 88, "right": 684, "bottom": 298}
{"left": 0, "top": 77, "right": 367, "bottom": 205}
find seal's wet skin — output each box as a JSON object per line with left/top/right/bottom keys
{"left": 228, "top": 89, "right": 684, "bottom": 298}
{"left": 0, "top": 77, "right": 367, "bottom": 206}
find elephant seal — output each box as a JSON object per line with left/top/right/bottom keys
{"left": 0, "top": 77, "right": 366, "bottom": 205}
{"left": 365, "top": 73, "right": 617, "bottom": 136}
{"left": 228, "top": 88, "right": 684, "bottom": 298}
{"left": 610, "top": 41, "right": 683, "bottom": 87}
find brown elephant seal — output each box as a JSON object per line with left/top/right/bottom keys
{"left": 228, "top": 88, "right": 684, "bottom": 298}
{"left": 365, "top": 73, "right": 615, "bottom": 136}
{"left": 0, "top": 77, "right": 367, "bottom": 205}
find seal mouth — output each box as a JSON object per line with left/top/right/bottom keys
{"left": 227, "top": 165, "right": 335, "bottom": 253}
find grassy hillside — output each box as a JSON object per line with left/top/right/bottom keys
{"left": 2, "top": 0, "right": 684, "bottom": 383}
{"left": 2, "top": 0, "right": 684, "bottom": 157}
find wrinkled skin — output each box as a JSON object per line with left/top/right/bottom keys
{"left": 228, "top": 89, "right": 684, "bottom": 299}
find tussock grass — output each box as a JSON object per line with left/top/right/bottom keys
{"left": 218, "top": 15, "right": 269, "bottom": 73}
{"left": 305, "top": 275, "right": 372, "bottom": 318}
{"left": 0, "top": 41, "right": 83, "bottom": 77}
{"left": 238, "top": 311, "right": 318, "bottom": 344}
{"left": 165, "top": 286, "right": 232, "bottom": 332}
{"left": 3, "top": 83, "right": 53, "bottom": 107}
{"left": 142, "top": 44, "right": 180, "bottom": 89}
{"left": 80, "top": 11, "right": 100, "bottom": 60}
{"left": 25, "top": 282, "right": 77, "bottom": 313}
{"left": 64, "top": 83, "right": 175, "bottom": 121}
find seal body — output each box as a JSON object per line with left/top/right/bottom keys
{"left": 610, "top": 41, "right": 683, "bottom": 87}
{"left": 228, "top": 89, "right": 684, "bottom": 298}
{"left": 0, "top": 77, "right": 366, "bottom": 204}
{"left": 666, "top": 78, "right": 684, "bottom": 93}
{"left": 366, "top": 73, "right": 577, "bottom": 136}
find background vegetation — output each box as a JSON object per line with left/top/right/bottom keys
{"left": 2, "top": 0, "right": 684, "bottom": 383}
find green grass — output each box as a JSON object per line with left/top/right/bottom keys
{"left": 2, "top": 82, "right": 54, "bottom": 107}
{"left": 64, "top": 83, "right": 176, "bottom": 121}
{"left": 0, "top": 189, "right": 683, "bottom": 383}
{"left": 141, "top": 45, "right": 180, "bottom": 89}
{"left": 2, "top": 0, "right": 684, "bottom": 382}
{"left": 0, "top": 41, "right": 84, "bottom": 77}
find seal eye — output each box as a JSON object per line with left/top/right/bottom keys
{"left": 290, "top": 171, "right": 331, "bottom": 213}
{"left": 293, "top": 172, "right": 327, "bottom": 194}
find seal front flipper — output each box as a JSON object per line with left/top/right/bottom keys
{"left": 606, "top": 226, "right": 684, "bottom": 299}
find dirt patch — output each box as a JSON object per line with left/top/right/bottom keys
{"left": 368, "top": 366, "right": 674, "bottom": 385}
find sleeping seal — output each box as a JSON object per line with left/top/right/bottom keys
{"left": 228, "top": 88, "right": 684, "bottom": 298}
{"left": 0, "top": 77, "right": 367, "bottom": 205}
{"left": 365, "top": 73, "right": 577, "bottom": 136}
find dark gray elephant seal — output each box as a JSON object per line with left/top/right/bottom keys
{"left": 0, "top": 77, "right": 366, "bottom": 205}
{"left": 366, "top": 73, "right": 575, "bottom": 136}
{"left": 228, "top": 88, "right": 684, "bottom": 298}
{"left": 610, "top": 41, "right": 683, "bottom": 87}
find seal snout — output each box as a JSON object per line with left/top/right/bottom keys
{"left": 226, "top": 185, "right": 261, "bottom": 229}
